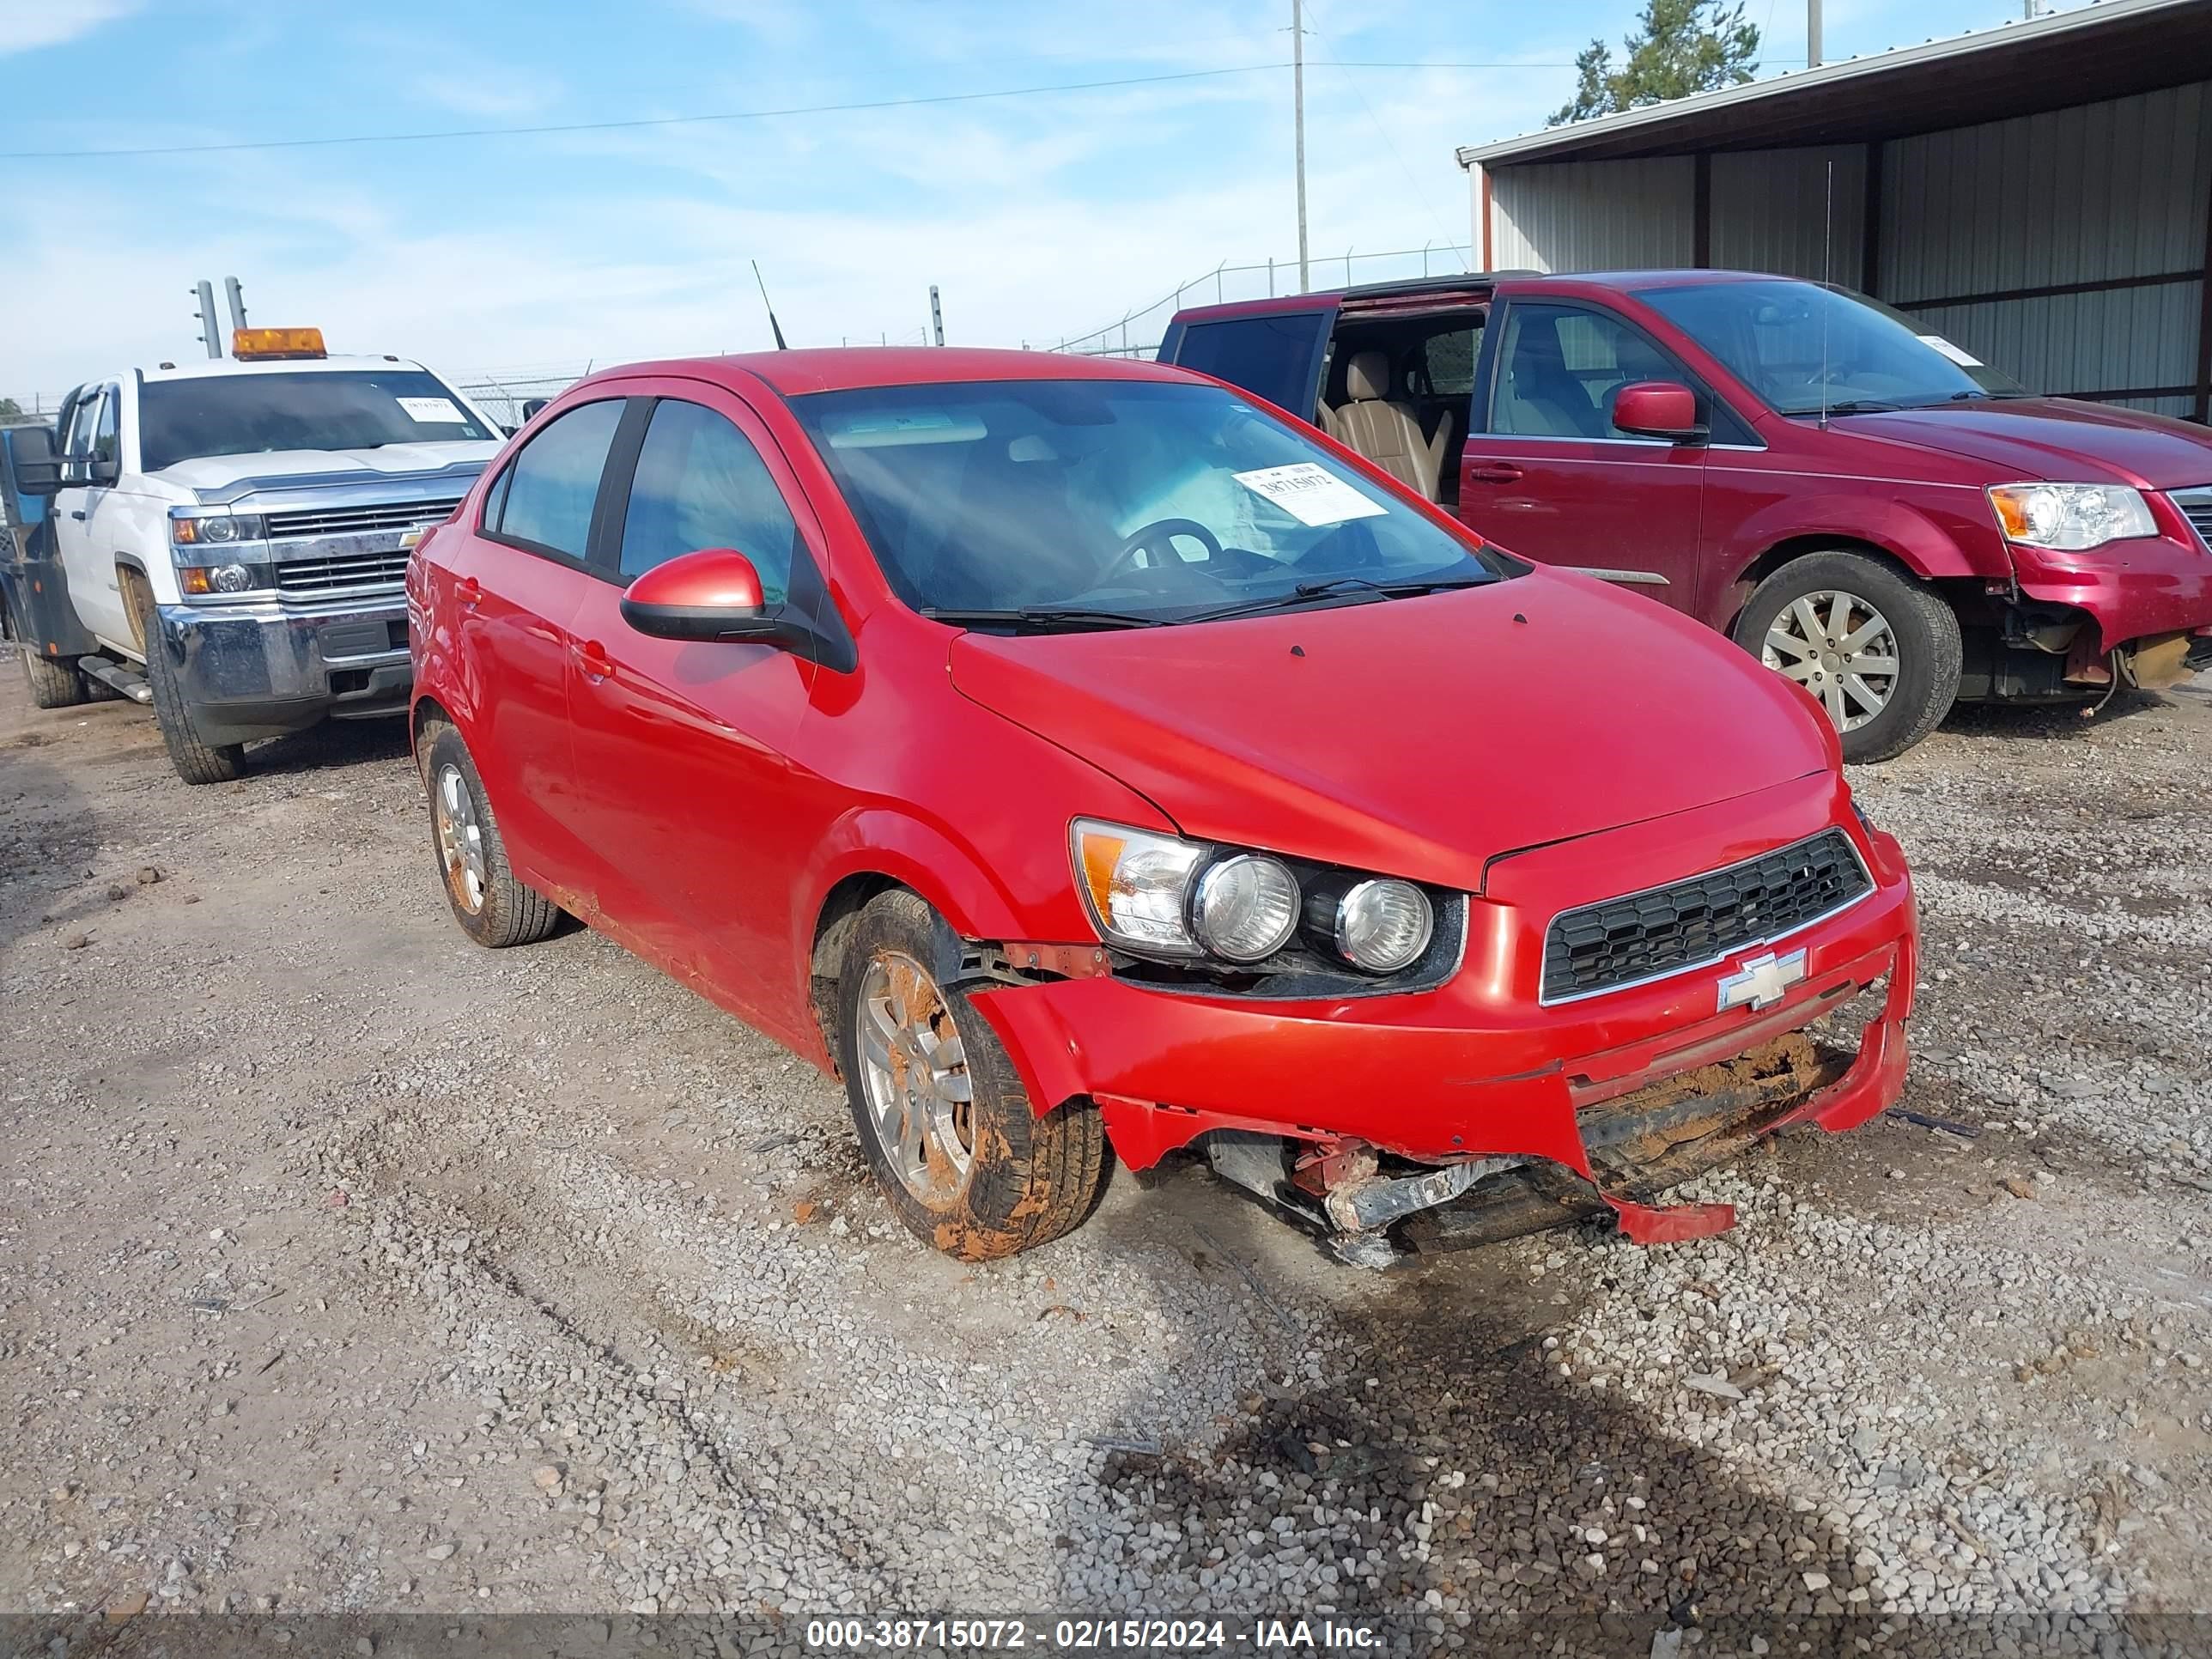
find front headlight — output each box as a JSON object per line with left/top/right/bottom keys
{"left": 171, "top": 510, "right": 266, "bottom": 550}
{"left": 1071, "top": 818, "right": 1441, "bottom": 975}
{"left": 179, "top": 562, "right": 270, "bottom": 596}
{"left": 1987, "top": 483, "right": 2154, "bottom": 551}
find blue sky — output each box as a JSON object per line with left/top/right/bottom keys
{"left": 1, "top": 0, "right": 2071, "bottom": 406}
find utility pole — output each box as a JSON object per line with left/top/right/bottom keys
{"left": 1808, "top": 0, "right": 1822, "bottom": 67}
{"left": 1292, "top": 0, "right": 1310, "bottom": 293}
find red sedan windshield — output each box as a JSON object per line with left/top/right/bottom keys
{"left": 790, "top": 379, "right": 1499, "bottom": 626}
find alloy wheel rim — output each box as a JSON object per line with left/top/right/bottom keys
{"left": 1762, "top": 589, "right": 1899, "bottom": 732}
{"left": 854, "top": 951, "right": 975, "bottom": 1206}
{"left": 433, "top": 763, "right": 489, "bottom": 914}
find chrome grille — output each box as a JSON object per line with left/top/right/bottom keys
{"left": 273, "top": 553, "right": 410, "bottom": 595}
{"left": 2172, "top": 487, "right": 2212, "bottom": 550}
{"left": 1541, "top": 829, "right": 1872, "bottom": 1005}
{"left": 264, "top": 498, "right": 459, "bottom": 538}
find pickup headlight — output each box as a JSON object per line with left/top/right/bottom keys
{"left": 1987, "top": 483, "right": 2154, "bottom": 551}
{"left": 1071, "top": 818, "right": 1437, "bottom": 975}
{"left": 171, "top": 509, "right": 265, "bottom": 550}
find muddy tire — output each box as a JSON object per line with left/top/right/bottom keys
{"left": 1732, "top": 550, "right": 1961, "bottom": 764}
{"left": 125, "top": 573, "right": 244, "bottom": 783}
{"left": 420, "top": 723, "right": 562, "bottom": 948}
{"left": 6, "top": 599, "right": 88, "bottom": 709}
{"left": 836, "top": 890, "right": 1107, "bottom": 1260}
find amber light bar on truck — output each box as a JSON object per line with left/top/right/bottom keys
{"left": 232, "top": 326, "right": 326, "bottom": 361}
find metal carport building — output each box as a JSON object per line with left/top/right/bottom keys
{"left": 1456, "top": 0, "right": 2212, "bottom": 421}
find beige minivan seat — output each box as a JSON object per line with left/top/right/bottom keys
{"left": 1328, "top": 351, "right": 1448, "bottom": 500}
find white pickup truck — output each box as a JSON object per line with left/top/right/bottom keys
{"left": 3, "top": 329, "right": 503, "bottom": 781}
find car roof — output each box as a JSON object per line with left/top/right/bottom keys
{"left": 592, "top": 346, "right": 1196, "bottom": 398}
{"left": 130, "top": 355, "right": 431, "bottom": 385}
{"left": 1170, "top": 267, "right": 1783, "bottom": 324}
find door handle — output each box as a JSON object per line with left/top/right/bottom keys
{"left": 1465, "top": 462, "right": 1524, "bottom": 485}
{"left": 574, "top": 640, "right": 616, "bottom": 683}
{"left": 454, "top": 576, "right": 482, "bottom": 609}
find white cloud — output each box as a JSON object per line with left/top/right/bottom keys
{"left": 412, "top": 65, "right": 564, "bottom": 120}
{"left": 0, "top": 0, "right": 137, "bottom": 55}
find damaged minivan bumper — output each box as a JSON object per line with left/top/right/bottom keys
{"left": 969, "top": 784, "right": 1916, "bottom": 1250}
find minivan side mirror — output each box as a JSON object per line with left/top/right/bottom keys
{"left": 9, "top": 425, "right": 64, "bottom": 495}
{"left": 620, "top": 548, "right": 782, "bottom": 643}
{"left": 1611, "top": 380, "right": 1705, "bottom": 443}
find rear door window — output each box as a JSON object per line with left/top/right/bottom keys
{"left": 490, "top": 399, "right": 624, "bottom": 561}
{"left": 1163, "top": 310, "right": 1334, "bottom": 417}
{"left": 1488, "top": 304, "right": 1689, "bottom": 441}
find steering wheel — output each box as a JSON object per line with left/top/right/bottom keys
{"left": 1099, "top": 517, "right": 1224, "bottom": 583}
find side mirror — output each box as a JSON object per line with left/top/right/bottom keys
{"left": 1611, "top": 380, "right": 1705, "bottom": 443}
{"left": 88, "top": 454, "right": 120, "bottom": 486}
{"left": 10, "top": 425, "right": 63, "bottom": 495}
{"left": 520, "top": 398, "right": 550, "bottom": 422}
{"left": 620, "top": 548, "right": 781, "bottom": 643}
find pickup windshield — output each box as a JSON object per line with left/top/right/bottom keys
{"left": 1636, "top": 279, "right": 2027, "bottom": 416}
{"left": 790, "top": 379, "right": 1499, "bottom": 628}
{"left": 137, "top": 370, "right": 493, "bottom": 471}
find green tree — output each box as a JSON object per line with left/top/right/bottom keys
{"left": 1551, "top": 0, "right": 1761, "bottom": 125}
{"left": 0, "top": 398, "right": 21, "bottom": 422}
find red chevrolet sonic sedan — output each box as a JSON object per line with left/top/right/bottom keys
{"left": 407, "top": 348, "right": 1917, "bottom": 1265}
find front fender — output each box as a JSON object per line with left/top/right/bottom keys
{"left": 1725, "top": 488, "right": 2010, "bottom": 590}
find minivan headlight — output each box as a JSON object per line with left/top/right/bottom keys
{"left": 1987, "top": 483, "right": 2154, "bottom": 551}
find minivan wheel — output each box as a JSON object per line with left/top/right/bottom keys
{"left": 419, "top": 724, "right": 562, "bottom": 947}
{"left": 836, "top": 890, "right": 1107, "bottom": 1260}
{"left": 1733, "top": 550, "right": 1961, "bottom": 763}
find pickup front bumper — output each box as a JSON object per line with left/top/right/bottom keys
{"left": 154, "top": 597, "right": 412, "bottom": 746}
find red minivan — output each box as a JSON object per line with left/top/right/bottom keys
{"left": 408, "top": 347, "right": 1916, "bottom": 1267}
{"left": 1162, "top": 272, "right": 2212, "bottom": 761}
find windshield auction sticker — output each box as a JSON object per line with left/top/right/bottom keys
{"left": 1232, "top": 463, "right": 1387, "bottom": 527}
{"left": 1916, "top": 334, "right": 1984, "bottom": 368}
{"left": 396, "top": 396, "right": 465, "bottom": 423}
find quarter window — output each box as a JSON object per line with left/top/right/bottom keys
{"left": 493, "top": 399, "right": 623, "bottom": 560}
{"left": 1491, "top": 304, "right": 1684, "bottom": 440}
{"left": 617, "top": 399, "right": 798, "bottom": 599}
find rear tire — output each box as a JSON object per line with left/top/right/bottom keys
{"left": 836, "top": 890, "right": 1107, "bottom": 1259}
{"left": 420, "top": 723, "right": 562, "bottom": 948}
{"left": 1733, "top": 550, "right": 1961, "bottom": 763}
{"left": 125, "top": 572, "right": 244, "bottom": 783}
{"left": 5, "top": 599, "right": 88, "bottom": 709}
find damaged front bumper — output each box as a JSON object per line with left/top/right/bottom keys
{"left": 967, "top": 845, "right": 1915, "bottom": 1252}
{"left": 2006, "top": 529, "right": 2212, "bottom": 687}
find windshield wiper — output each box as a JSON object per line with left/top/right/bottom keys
{"left": 1794, "top": 399, "right": 1903, "bottom": 416}
{"left": 919, "top": 605, "right": 1164, "bottom": 633}
{"left": 1183, "top": 573, "right": 1490, "bottom": 624}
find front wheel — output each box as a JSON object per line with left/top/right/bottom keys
{"left": 1733, "top": 550, "right": 1961, "bottom": 763}
{"left": 836, "top": 890, "right": 1108, "bottom": 1259}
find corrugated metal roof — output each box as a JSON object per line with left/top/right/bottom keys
{"left": 1457, "top": 0, "right": 2212, "bottom": 168}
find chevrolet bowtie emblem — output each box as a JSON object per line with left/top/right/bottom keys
{"left": 1717, "top": 948, "right": 1807, "bottom": 1012}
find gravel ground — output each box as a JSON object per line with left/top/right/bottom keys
{"left": 2, "top": 669, "right": 2208, "bottom": 1657}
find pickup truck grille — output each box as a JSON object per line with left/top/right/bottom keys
{"left": 1540, "top": 829, "right": 1872, "bottom": 1005}
{"left": 265, "top": 499, "right": 460, "bottom": 539}
{"left": 2172, "top": 487, "right": 2212, "bottom": 550}
{"left": 273, "top": 553, "right": 410, "bottom": 595}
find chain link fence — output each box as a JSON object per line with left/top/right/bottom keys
{"left": 1049, "top": 242, "right": 1475, "bottom": 359}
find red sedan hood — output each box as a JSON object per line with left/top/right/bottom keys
{"left": 948, "top": 571, "right": 1832, "bottom": 891}
{"left": 1835, "top": 398, "right": 2212, "bottom": 490}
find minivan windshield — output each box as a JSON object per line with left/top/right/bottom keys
{"left": 138, "top": 370, "right": 494, "bottom": 471}
{"left": 1636, "top": 279, "right": 2027, "bottom": 416}
{"left": 791, "top": 379, "right": 1501, "bottom": 629}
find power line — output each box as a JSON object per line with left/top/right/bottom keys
{"left": 0, "top": 60, "right": 1597, "bottom": 161}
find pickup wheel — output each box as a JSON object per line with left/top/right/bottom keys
{"left": 836, "top": 890, "right": 1108, "bottom": 1260}
{"left": 1733, "top": 550, "right": 1961, "bottom": 763}
{"left": 124, "top": 574, "right": 244, "bottom": 784}
{"left": 420, "top": 725, "right": 562, "bottom": 948}
{"left": 5, "top": 600, "right": 88, "bottom": 709}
